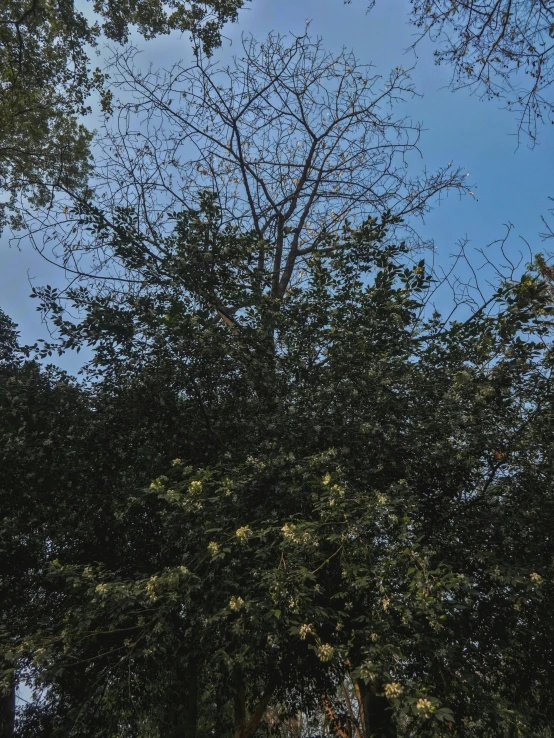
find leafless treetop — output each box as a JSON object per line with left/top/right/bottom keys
{"left": 25, "top": 30, "right": 470, "bottom": 300}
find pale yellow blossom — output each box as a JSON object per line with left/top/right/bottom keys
{"left": 299, "top": 623, "right": 313, "bottom": 640}
{"left": 208, "top": 541, "right": 220, "bottom": 556}
{"left": 384, "top": 682, "right": 403, "bottom": 699}
{"left": 146, "top": 576, "right": 158, "bottom": 601}
{"left": 229, "top": 595, "right": 244, "bottom": 611}
{"left": 316, "top": 643, "right": 335, "bottom": 662}
{"left": 416, "top": 698, "right": 435, "bottom": 717}
{"left": 281, "top": 523, "right": 314, "bottom": 545}
{"left": 236, "top": 525, "right": 251, "bottom": 541}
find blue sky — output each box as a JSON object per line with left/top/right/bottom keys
{"left": 1, "top": 0, "right": 553, "bottom": 368}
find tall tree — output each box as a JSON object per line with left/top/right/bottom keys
{"left": 0, "top": 309, "right": 92, "bottom": 737}
{"left": 17, "top": 29, "right": 470, "bottom": 291}
{"left": 20, "top": 205, "right": 554, "bottom": 737}
{"left": 5, "top": 25, "right": 554, "bottom": 738}
{"left": 0, "top": 307, "right": 216, "bottom": 737}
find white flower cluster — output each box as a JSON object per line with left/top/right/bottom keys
{"left": 384, "top": 682, "right": 403, "bottom": 699}
{"left": 299, "top": 623, "right": 313, "bottom": 640}
{"left": 281, "top": 523, "right": 315, "bottom": 545}
{"left": 316, "top": 643, "right": 335, "bottom": 662}
{"left": 229, "top": 596, "right": 245, "bottom": 611}
{"left": 236, "top": 525, "right": 251, "bottom": 541}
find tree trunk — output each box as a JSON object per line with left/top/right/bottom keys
{"left": 184, "top": 658, "right": 198, "bottom": 738}
{"left": 233, "top": 668, "right": 275, "bottom": 738}
{"left": 341, "top": 682, "right": 363, "bottom": 738}
{"left": 233, "top": 668, "right": 247, "bottom": 738}
{"left": 172, "top": 659, "right": 198, "bottom": 738}
{"left": 322, "top": 695, "right": 351, "bottom": 738}
{"left": 0, "top": 673, "right": 15, "bottom": 738}
{"left": 355, "top": 680, "right": 397, "bottom": 738}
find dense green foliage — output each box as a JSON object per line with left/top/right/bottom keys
{"left": 2, "top": 3, "right": 554, "bottom": 736}
{"left": 3, "top": 200, "right": 554, "bottom": 735}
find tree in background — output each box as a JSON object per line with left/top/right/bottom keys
{"left": 361, "top": 0, "right": 554, "bottom": 144}
{"left": 2, "top": 0, "right": 554, "bottom": 235}
{"left": 0, "top": 0, "right": 247, "bottom": 231}
{"left": 0, "top": 303, "right": 224, "bottom": 737}
{"left": 19, "top": 29, "right": 470, "bottom": 315}
{"left": 0, "top": 309, "right": 94, "bottom": 738}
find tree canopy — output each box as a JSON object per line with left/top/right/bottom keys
{"left": 1, "top": 6, "right": 554, "bottom": 738}
{"left": 0, "top": 0, "right": 247, "bottom": 230}
{"left": 4, "top": 196, "right": 554, "bottom": 736}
